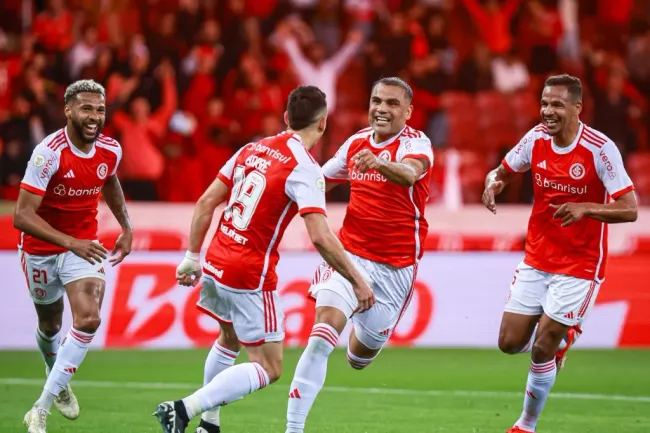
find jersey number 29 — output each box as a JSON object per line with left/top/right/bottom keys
{"left": 224, "top": 165, "right": 266, "bottom": 230}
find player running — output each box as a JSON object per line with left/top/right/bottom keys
{"left": 285, "top": 77, "right": 433, "bottom": 433}
{"left": 15, "top": 80, "right": 133, "bottom": 433}
{"left": 153, "top": 85, "right": 372, "bottom": 433}
{"left": 482, "top": 74, "right": 638, "bottom": 433}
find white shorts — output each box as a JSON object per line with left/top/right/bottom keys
{"left": 19, "top": 248, "right": 106, "bottom": 305}
{"left": 504, "top": 261, "right": 601, "bottom": 327}
{"left": 197, "top": 275, "right": 285, "bottom": 346}
{"left": 309, "top": 252, "right": 417, "bottom": 350}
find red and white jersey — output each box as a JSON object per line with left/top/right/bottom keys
{"left": 20, "top": 127, "right": 122, "bottom": 255}
{"left": 204, "top": 131, "right": 327, "bottom": 292}
{"left": 323, "top": 126, "right": 433, "bottom": 267}
{"left": 503, "top": 122, "right": 635, "bottom": 282}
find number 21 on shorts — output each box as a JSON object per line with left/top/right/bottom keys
{"left": 223, "top": 165, "right": 267, "bottom": 230}
{"left": 33, "top": 269, "right": 48, "bottom": 284}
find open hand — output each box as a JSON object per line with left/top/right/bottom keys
{"left": 482, "top": 181, "right": 505, "bottom": 214}
{"left": 109, "top": 230, "right": 133, "bottom": 266}
{"left": 69, "top": 239, "right": 108, "bottom": 265}
{"left": 353, "top": 279, "right": 376, "bottom": 313}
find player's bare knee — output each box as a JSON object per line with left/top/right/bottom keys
{"left": 258, "top": 357, "right": 283, "bottom": 383}
{"left": 498, "top": 333, "right": 524, "bottom": 354}
{"left": 73, "top": 314, "right": 101, "bottom": 333}
{"left": 314, "top": 306, "right": 347, "bottom": 335}
{"left": 217, "top": 326, "right": 240, "bottom": 352}
{"left": 38, "top": 320, "right": 61, "bottom": 336}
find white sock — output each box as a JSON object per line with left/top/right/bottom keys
{"left": 515, "top": 359, "right": 557, "bottom": 431}
{"left": 36, "top": 327, "right": 61, "bottom": 371}
{"left": 182, "top": 362, "right": 269, "bottom": 419}
{"left": 346, "top": 348, "right": 376, "bottom": 370}
{"left": 520, "top": 326, "right": 567, "bottom": 354}
{"left": 286, "top": 323, "right": 339, "bottom": 433}
{"left": 201, "top": 342, "right": 239, "bottom": 426}
{"left": 37, "top": 328, "right": 94, "bottom": 410}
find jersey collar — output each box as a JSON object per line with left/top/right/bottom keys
{"left": 64, "top": 126, "right": 96, "bottom": 159}
{"left": 369, "top": 126, "right": 406, "bottom": 148}
{"left": 551, "top": 122, "right": 583, "bottom": 155}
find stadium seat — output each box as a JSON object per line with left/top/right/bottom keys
{"left": 442, "top": 92, "right": 480, "bottom": 149}
{"left": 509, "top": 91, "right": 540, "bottom": 136}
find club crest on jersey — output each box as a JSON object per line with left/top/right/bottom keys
{"left": 34, "top": 288, "right": 47, "bottom": 299}
{"left": 569, "top": 163, "right": 586, "bottom": 180}
{"left": 33, "top": 154, "right": 46, "bottom": 167}
{"left": 378, "top": 150, "right": 391, "bottom": 161}
{"left": 97, "top": 163, "right": 108, "bottom": 179}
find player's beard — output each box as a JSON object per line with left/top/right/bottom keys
{"left": 71, "top": 117, "right": 103, "bottom": 144}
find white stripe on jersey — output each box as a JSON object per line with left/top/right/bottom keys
{"left": 408, "top": 186, "right": 421, "bottom": 261}
{"left": 258, "top": 201, "right": 293, "bottom": 290}
{"left": 593, "top": 190, "right": 608, "bottom": 282}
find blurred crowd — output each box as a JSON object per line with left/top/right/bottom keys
{"left": 0, "top": 0, "right": 649, "bottom": 204}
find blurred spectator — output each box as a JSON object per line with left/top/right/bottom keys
{"left": 311, "top": 0, "right": 343, "bottom": 55}
{"left": 492, "top": 49, "right": 530, "bottom": 94}
{"left": 111, "top": 62, "right": 178, "bottom": 200}
{"left": 68, "top": 25, "right": 100, "bottom": 79}
{"left": 32, "top": 0, "right": 74, "bottom": 53}
{"left": 276, "top": 22, "right": 363, "bottom": 113}
{"left": 557, "top": 0, "right": 580, "bottom": 64}
{"left": 0, "top": 0, "right": 646, "bottom": 205}
{"left": 517, "top": 0, "right": 563, "bottom": 77}
{"left": 456, "top": 42, "right": 494, "bottom": 93}
{"left": 627, "top": 28, "right": 650, "bottom": 97}
{"left": 592, "top": 67, "right": 641, "bottom": 157}
{"left": 425, "top": 10, "right": 456, "bottom": 74}
{"left": 79, "top": 46, "right": 114, "bottom": 85}
{"left": 404, "top": 54, "right": 450, "bottom": 147}
{"left": 0, "top": 138, "right": 30, "bottom": 200}
{"left": 461, "top": 0, "right": 522, "bottom": 55}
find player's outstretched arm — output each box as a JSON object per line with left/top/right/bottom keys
{"left": 102, "top": 175, "right": 133, "bottom": 266}
{"left": 482, "top": 164, "right": 513, "bottom": 214}
{"left": 303, "top": 212, "right": 375, "bottom": 312}
{"left": 14, "top": 189, "right": 108, "bottom": 264}
{"left": 176, "top": 177, "right": 230, "bottom": 287}
{"left": 550, "top": 191, "right": 638, "bottom": 226}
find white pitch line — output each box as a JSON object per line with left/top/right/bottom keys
{"left": 2, "top": 378, "right": 650, "bottom": 403}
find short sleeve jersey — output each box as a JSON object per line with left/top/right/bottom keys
{"left": 503, "top": 123, "right": 635, "bottom": 282}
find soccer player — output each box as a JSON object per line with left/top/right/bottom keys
{"left": 482, "top": 74, "right": 638, "bottom": 433}
{"left": 15, "top": 80, "right": 133, "bottom": 433}
{"left": 153, "top": 85, "right": 373, "bottom": 433}
{"left": 285, "top": 77, "right": 433, "bottom": 433}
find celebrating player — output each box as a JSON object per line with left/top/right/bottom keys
{"left": 482, "top": 74, "right": 638, "bottom": 433}
{"left": 153, "top": 85, "right": 371, "bottom": 433}
{"left": 15, "top": 80, "right": 133, "bottom": 433}
{"left": 285, "top": 77, "right": 433, "bottom": 433}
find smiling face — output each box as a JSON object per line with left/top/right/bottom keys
{"left": 65, "top": 92, "right": 106, "bottom": 144}
{"left": 540, "top": 85, "right": 581, "bottom": 136}
{"left": 368, "top": 83, "right": 413, "bottom": 141}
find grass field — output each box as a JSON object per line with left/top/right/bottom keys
{"left": 1, "top": 348, "right": 649, "bottom": 433}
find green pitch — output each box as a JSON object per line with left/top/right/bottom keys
{"left": 1, "top": 348, "right": 649, "bottom": 432}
